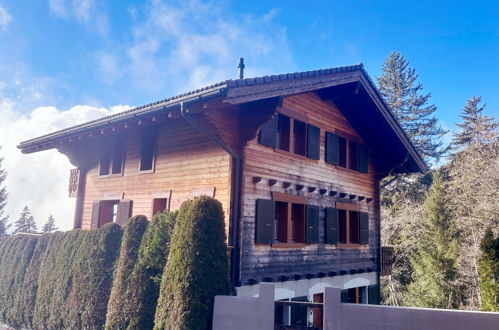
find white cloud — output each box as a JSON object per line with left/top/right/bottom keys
{"left": 98, "top": 1, "right": 294, "bottom": 94}
{"left": 0, "top": 5, "right": 12, "bottom": 32}
{"left": 0, "top": 101, "right": 130, "bottom": 231}
{"left": 48, "top": 0, "right": 109, "bottom": 35}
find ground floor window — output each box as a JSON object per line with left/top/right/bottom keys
{"left": 152, "top": 198, "right": 169, "bottom": 216}
{"left": 90, "top": 199, "right": 133, "bottom": 228}
{"left": 99, "top": 200, "right": 120, "bottom": 226}
{"left": 341, "top": 286, "right": 368, "bottom": 304}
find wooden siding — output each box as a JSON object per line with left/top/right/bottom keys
{"left": 78, "top": 113, "right": 234, "bottom": 232}
{"left": 239, "top": 92, "right": 380, "bottom": 283}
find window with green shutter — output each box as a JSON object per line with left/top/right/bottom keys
{"left": 307, "top": 124, "right": 320, "bottom": 160}
{"left": 306, "top": 205, "right": 319, "bottom": 244}
{"left": 359, "top": 212, "right": 369, "bottom": 244}
{"left": 325, "top": 131, "right": 368, "bottom": 173}
{"left": 326, "top": 132, "right": 339, "bottom": 165}
{"left": 359, "top": 144, "right": 368, "bottom": 173}
{"left": 368, "top": 284, "right": 380, "bottom": 304}
{"left": 255, "top": 199, "right": 275, "bottom": 244}
{"left": 325, "top": 207, "right": 339, "bottom": 244}
{"left": 258, "top": 116, "right": 278, "bottom": 148}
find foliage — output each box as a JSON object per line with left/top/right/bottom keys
{"left": 404, "top": 171, "right": 463, "bottom": 308}
{"left": 105, "top": 215, "right": 149, "bottom": 330}
{"left": 123, "top": 210, "right": 177, "bottom": 330}
{"left": 377, "top": 51, "right": 448, "bottom": 164}
{"left": 42, "top": 215, "right": 58, "bottom": 233}
{"left": 33, "top": 224, "right": 123, "bottom": 329}
{"left": 13, "top": 206, "right": 37, "bottom": 234}
{"left": 478, "top": 227, "right": 499, "bottom": 311}
{"left": 0, "top": 235, "right": 39, "bottom": 327}
{"left": 0, "top": 147, "right": 8, "bottom": 237}
{"left": 154, "top": 197, "right": 231, "bottom": 330}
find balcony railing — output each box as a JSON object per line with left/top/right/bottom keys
{"left": 381, "top": 246, "right": 394, "bottom": 276}
{"left": 69, "top": 168, "right": 80, "bottom": 198}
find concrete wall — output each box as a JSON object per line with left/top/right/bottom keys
{"left": 212, "top": 283, "right": 275, "bottom": 330}
{"left": 324, "top": 287, "right": 499, "bottom": 330}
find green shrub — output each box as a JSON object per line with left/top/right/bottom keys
{"left": 0, "top": 235, "right": 39, "bottom": 327}
{"left": 65, "top": 223, "right": 123, "bottom": 329}
{"left": 154, "top": 197, "right": 231, "bottom": 330}
{"left": 13, "top": 234, "right": 52, "bottom": 329}
{"left": 105, "top": 215, "right": 149, "bottom": 330}
{"left": 124, "top": 211, "right": 178, "bottom": 330}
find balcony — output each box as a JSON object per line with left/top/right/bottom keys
{"left": 69, "top": 168, "right": 80, "bottom": 198}
{"left": 381, "top": 246, "right": 394, "bottom": 276}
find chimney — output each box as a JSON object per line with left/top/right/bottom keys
{"left": 238, "top": 58, "right": 245, "bottom": 79}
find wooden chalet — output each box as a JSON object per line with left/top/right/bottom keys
{"left": 18, "top": 64, "right": 426, "bottom": 308}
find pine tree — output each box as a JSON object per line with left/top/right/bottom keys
{"left": 13, "top": 206, "right": 37, "bottom": 234}
{"left": 378, "top": 51, "right": 448, "bottom": 164}
{"left": 452, "top": 96, "right": 498, "bottom": 150}
{"left": 478, "top": 227, "right": 499, "bottom": 311}
{"left": 0, "top": 147, "right": 9, "bottom": 237}
{"left": 42, "top": 215, "right": 58, "bottom": 234}
{"left": 404, "top": 170, "right": 462, "bottom": 308}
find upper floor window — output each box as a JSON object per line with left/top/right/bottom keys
{"left": 139, "top": 129, "right": 157, "bottom": 172}
{"left": 99, "top": 138, "right": 125, "bottom": 176}
{"left": 326, "top": 131, "right": 368, "bottom": 173}
{"left": 325, "top": 204, "right": 369, "bottom": 245}
{"left": 259, "top": 114, "right": 320, "bottom": 160}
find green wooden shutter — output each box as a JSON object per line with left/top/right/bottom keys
{"left": 360, "top": 212, "right": 369, "bottom": 244}
{"left": 359, "top": 144, "right": 368, "bottom": 173}
{"left": 258, "top": 116, "right": 278, "bottom": 148}
{"left": 306, "top": 124, "right": 320, "bottom": 160}
{"left": 255, "top": 199, "right": 275, "bottom": 244}
{"left": 325, "top": 207, "right": 339, "bottom": 244}
{"left": 368, "top": 284, "right": 380, "bottom": 304}
{"left": 306, "top": 205, "right": 319, "bottom": 244}
{"left": 326, "top": 132, "right": 339, "bottom": 165}
{"left": 90, "top": 201, "right": 101, "bottom": 229}
{"left": 116, "top": 199, "right": 133, "bottom": 225}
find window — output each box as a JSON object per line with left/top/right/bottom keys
{"left": 341, "top": 286, "right": 367, "bottom": 304}
{"left": 99, "top": 138, "right": 125, "bottom": 176}
{"left": 90, "top": 199, "right": 133, "bottom": 228}
{"left": 326, "top": 204, "right": 369, "bottom": 245}
{"left": 255, "top": 193, "right": 319, "bottom": 246}
{"left": 259, "top": 114, "right": 320, "bottom": 160}
{"left": 152, "top": 198, "right": 169, "bottom": 216}
{"left": 325, "top": 131, "right": 368, "bottom": 173}
{"left": 139, "top": 129, "right": 157, "bottom": 172}
{"left": 99, "top": 200, "right": 120, "bottom": 226}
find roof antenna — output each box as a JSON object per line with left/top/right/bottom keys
{"left": 238, "top": 58, "right": 245, "bottom": 79}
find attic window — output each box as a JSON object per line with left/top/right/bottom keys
{"left": 326, "top": 131, "right": 368, "bottom": 173}
{"left": 259, "top": 114, "right": 320, "bottom": 160}
{"left": 99, "top": 138, "right": 125, "bottom": 176}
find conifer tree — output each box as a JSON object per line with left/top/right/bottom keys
{"left": 452, "top": 96, "right": 498, "bottom": 150}
{"left": 13, "top": 206, "right": 37, "bottom": 234}
{"left": 42, "top": 215, "right": 58, "bottom": 233}
{"left": 404, "top": 171, "right": 462, "bottom": 308}
{"left": 0, "top": 147, "right": 9, "bottom": 237}
{"left": 478, "top": 227, "right": 499, "bottom": 311}
{"left": 378, "top": 51, "right": 448, "bottom": 164}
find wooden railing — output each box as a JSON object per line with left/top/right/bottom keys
{"left": 69, "top": 168, "right": 80, "bottom": 198}
{"left": 381, "top": 246, "right": 394, "bottom": 276}
{"left": 274, "top": 300, "right": 323, "bottom": 330}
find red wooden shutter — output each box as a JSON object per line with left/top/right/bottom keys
{"left": 360, "top": 212, "right": 369, "bottom": 244}
{"left": 116, "top": 200, "right": 133, "bottom": 226}
{"left": 255, "top": 199, "right": 275, "bottom": 244}
{"left": 90, "top": 201, "right": 101, "bottom": 229}
{"left": 306, "top": 124, "right": 320, "bottom": 160}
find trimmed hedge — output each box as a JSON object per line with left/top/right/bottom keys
{"left": 0, "top": 235, "right": 39, "bottom": 328}
{"left": 105, "top": 215, "right": 149, "bottom": 330}
{"left": 33, "top": 223, "right": 123, "bottom": 330}
{"left": 127, "top": 210, "right": 178, "bottom": 329}
{"left": 154, "top": 197, "right": 231, "bottom": 330}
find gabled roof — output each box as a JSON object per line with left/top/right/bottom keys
{"left": 18, "top": 64, "right": 427, "bottom": 174}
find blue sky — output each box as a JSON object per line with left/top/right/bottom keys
{"left": 0, "top": 0, "right": 498, "bottom": 229}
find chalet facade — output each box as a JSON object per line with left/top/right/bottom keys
{"left": 18, "top": 64, "right": 426, "bottom": 307}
